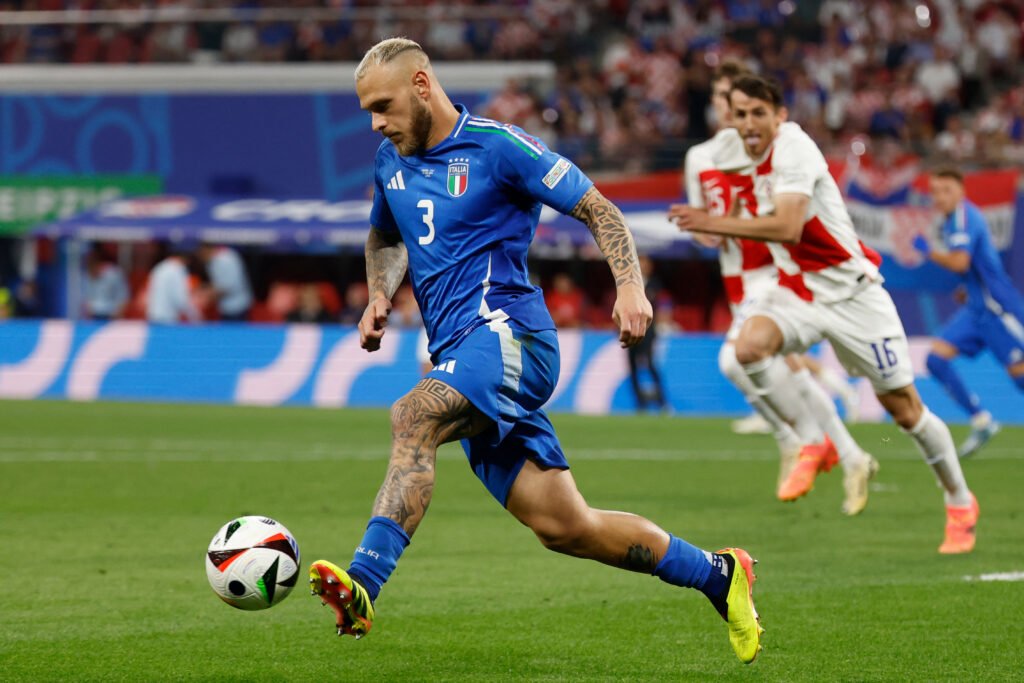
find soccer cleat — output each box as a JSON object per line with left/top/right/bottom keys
{"left": 939, "top": 494, "right": 979, "bottom": 554}
{"left": 957, "top": 419, "right": 1000, "bottom": 459}
{"left": 309, "top": 560, "right": 375, "bottom": 638}
{"left": 840, "top": 454, "right": 879, "bottom": 516}
{"left": 712, "top": 548, "right": 764, "bottom": 664}
{"left": 776, "top": 438, "right": 839, "bottom": 501}
{"left": 731, "top": 413, "right": 773, "bottom": 435}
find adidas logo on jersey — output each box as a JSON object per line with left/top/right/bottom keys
{"left": 433, "top": 360, "right": 457, "bottom": 374}
{"left": 386, "top": 170, "right": 406, "bottom": 190}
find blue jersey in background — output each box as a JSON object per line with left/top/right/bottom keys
{"left": 370, "top": 105, "right": 593, "bottom": 360}
{"left": 941, "top": 200, "right": 1024, "bottom": 320}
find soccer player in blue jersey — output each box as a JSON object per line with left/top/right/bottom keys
{"left": 917, "top": 168, "right": 1024, "bottom": 458}
{"left": 308, "top": 38, "right": 763, "bottom": 663}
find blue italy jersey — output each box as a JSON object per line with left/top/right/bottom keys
{"left": 941, "top": 200, "right": 1024, "bottom": 319}
{"left": 370, "top": 105, "right": 593, "bottom": 359}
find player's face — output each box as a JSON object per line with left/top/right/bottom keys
{"left": 357, "top": 64, "right": 433, "bottom": 157}
{"left": 929, "top": 176, "right": 964, "bottom": 215}
{"left": 711, "top": 77, "right": 733, "bottom": 128}
{"left": 729, "top": 90, "right": 785, "bottom": 158}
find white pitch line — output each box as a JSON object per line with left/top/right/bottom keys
{"left": 963, "top": 571, "right": 1024, "bottom": 583}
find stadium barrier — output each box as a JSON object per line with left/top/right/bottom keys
{"left": 1, "top": 320, "right": 1019, "bottom": 424}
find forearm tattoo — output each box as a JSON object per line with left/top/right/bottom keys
{"left": 365, "top": 226, "right": 409, "bottom": 300}
{"left": 372, "top": 378, "right": 486, "bottom": 536}
{"left": 570, "top": 187, "right": 643, "bottom": 288}
{"left": 621, "top": 543, "right": 658, "bottom": 573}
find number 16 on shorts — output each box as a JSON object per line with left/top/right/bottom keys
{"left": 870, "top": 338, "right": 899, "bottom": 373}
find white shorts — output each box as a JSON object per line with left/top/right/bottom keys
{"left": 748, "top": 283, "right": 914, "bottom": 393}
{"left": 725, "top": 269, "right": 778, "bottom": 343}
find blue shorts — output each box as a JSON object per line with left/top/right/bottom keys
{"left": 425, "top": 322, "right": 568, "bottom": 506}
{"left": 940, "top": 306, "right": 1024, "bottom": 366}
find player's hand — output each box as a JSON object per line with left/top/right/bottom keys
{"left": 912, "top": 234, "right": 931, "bottom": 256}
{"left": 358, "top": 296, "right": 392, "bottom": 352}
{"left": 668, "top": 204, "right": 711, "bottom": 232}
{"left": 613, "top": 282, "right": 652, "bottom": 348}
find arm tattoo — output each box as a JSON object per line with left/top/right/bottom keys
{"left": 570, "top": 187, "right": 643, "bottom": 288}
{"left": 622, "top": 544, "right": 658, "bottom": 573}
{"left": 365, "top": 226, "right": 408, "bottom": 300}
{"left": 372, "top": 378, "right": 487, "bottom": 536}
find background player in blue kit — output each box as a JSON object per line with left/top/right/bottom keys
{"left": 308, "top": 38, "right": 763, "bottom": 663}
{"left": 917, "top": 168, "right": 1024, "bottom": 458}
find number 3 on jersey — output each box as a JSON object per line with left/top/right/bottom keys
{"left": 417, "top": 199, "right": 435, "bottom": 246}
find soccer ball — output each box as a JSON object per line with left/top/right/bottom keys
{"left": 205, "top": 516, "right": 300, "bottom": 610}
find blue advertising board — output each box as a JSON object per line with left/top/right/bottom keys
{"left": 1, "top": 320, "right": 1019, "bottom": 424}
{"left": 1, "top": 92, "right": 485, "bottom": 200}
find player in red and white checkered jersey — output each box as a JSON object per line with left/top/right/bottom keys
{"left": 683, "top": 62, "right": 875, "bottom": 515}
{"left": 670, "top": 75, "right": 978, "bottom": 554}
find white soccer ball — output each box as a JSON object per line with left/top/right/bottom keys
{"left": 205, "top": 516, "right": 300, "bottom": 610}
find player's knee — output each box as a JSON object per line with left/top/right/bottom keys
{"left": 389, "top": 394, "right": 434, "bottom": 444}
{"left": 733, "top": 337, "right": 771, "bottom": 366}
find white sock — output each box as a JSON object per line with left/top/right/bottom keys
{"left": 719, "top": 344, "right": 801, "bottom": 450}
{"left": 742, "top": 356, "right": 824, "bottom": 444}
{"left": 814, "top": 364, "right": 852, "bottom": 400}
{"left": 905, "top": 407, "right": 972, "bottom": 507}
{"left": 792, "top": 369, "right": 866, "bottom": 466}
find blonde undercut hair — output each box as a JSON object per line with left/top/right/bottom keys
{"left": 355, "top": 37, "right": 429, "bottom": 81}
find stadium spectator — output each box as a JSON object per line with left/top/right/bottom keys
{"left": 285, "top": 283, "right": 333, "bottom": 324}
{"left": 338, "top": 281, "right": 369, "bottom": 326}
{"left": 544, "top": 272, "right": 584, "bottom": 328}
{"left": 197, "top": 243, "right": 253, "bottom": 322}
{"left": 83, "top": 245, "right": 129, "bottom": 321}
{"left": 146, "top": 247, "right": 200, "bottom": 324}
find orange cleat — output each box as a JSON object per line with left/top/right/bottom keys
{"left": 777, "top": 438, "right": 839, "bottom": 501}
{"left": 939, "top": 494, "right": 979, "bottom": 554}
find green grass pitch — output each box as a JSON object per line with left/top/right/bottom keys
{"left": 1, "top": 400, "right": 1022, "bottom": 681}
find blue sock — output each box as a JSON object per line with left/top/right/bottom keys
{"left": 347, "top": 516, "right": 410, "bottom": 603}
{"left": 653, "top": 535, "right": 729, "bottom": 600}
{"left": 926, "top": 354, "right": 981, "bottom": 417}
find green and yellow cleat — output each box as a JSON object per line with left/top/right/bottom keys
{"left": 309, "top": 560, "right": 375, "bottom": 639}
{"left": 714, "top": 548, "right": 764, "bottom": 664}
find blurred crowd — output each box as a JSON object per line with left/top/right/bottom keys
{"left": 40, "top": 241, "right": 720, "bottom": 336}
{"left": 2, "top": 1, "right": 1024, "bottom": 170}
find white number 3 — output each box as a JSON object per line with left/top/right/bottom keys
{"left": 417, "top": 199, "right": 435, "bottom": 245}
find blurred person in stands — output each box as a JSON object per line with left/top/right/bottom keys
{"left": 83, "top": 245, "right": 129, "bottom": 321}
{"left": 918, "top": 168, "right": 1024, "bottom": 458}
{"left": 544, "top": 272, "right": 584, "bottom": 328}
{"left": 146, "top": 245, "right": 199, "bottom": 324}
{"left": 671, "top": 75, "right": 977, "bottom": 552}
{"left": 682, "top": 61, "right": 874, "bottom": 515}
{"left": 286, "top": 283, "right": 333, "bottom": 324}
{"left": 628, "top": 255, "right": 668, "bottom": 413}
{"left": 197, "top": 242, "right": 252, "bottom": 322}
{"left": 338, "top": 281, "right": 370, "bottom": 326}
{"left": 309, "top": 38, "right": 762, "bottom": 664}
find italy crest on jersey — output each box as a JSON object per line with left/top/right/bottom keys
{"left": 447, "top": 159, "right": 469, "bottom": 197}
